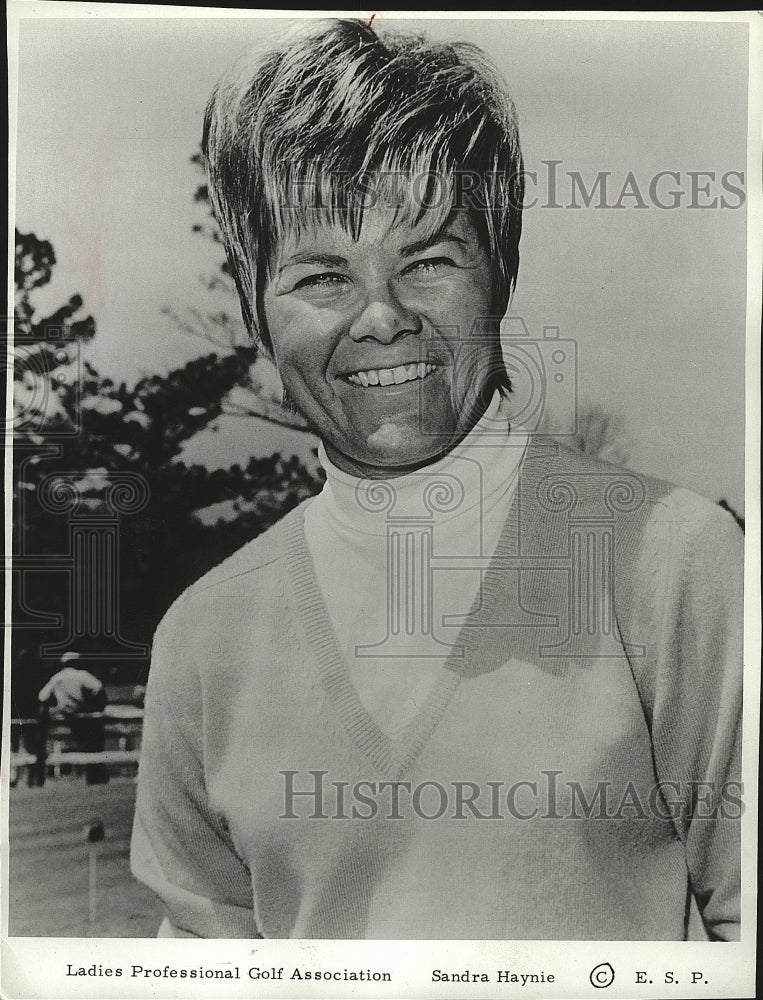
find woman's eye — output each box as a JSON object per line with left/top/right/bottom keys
{"left": 294, "top": 272, "right": 348, "bottom": 291}
{"left": 404, "top": 257, "right": 454, "bottom": 277}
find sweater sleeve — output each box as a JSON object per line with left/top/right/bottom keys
{"left": 130, "top": 597, "right": 259, "bottom": 938}
{"left": 644, "top": 495, "right": 744, "bottom": 941}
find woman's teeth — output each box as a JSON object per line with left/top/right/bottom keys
{"left": 346, "top": 363, "right": 437, "bottom": 387}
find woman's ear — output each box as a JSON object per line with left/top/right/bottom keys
{"left": 264, "top": 353, "right": 300, "bottom": 416}
{"left": 250, "top": 355, "right": 284, "bottom": 405}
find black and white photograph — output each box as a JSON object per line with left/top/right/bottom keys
{"left": 3, "top": 7, "right": 759, "bottom": 999}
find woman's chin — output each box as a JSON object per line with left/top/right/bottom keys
{"left": 328, "top": 423, "right": 460, "bottom": 477}
{"left": 365, "top": 421, "right": 425, "bottom": 456}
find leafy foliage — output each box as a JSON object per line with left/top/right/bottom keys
{"left": 12, "top": 229, "right": 322, "bottom": 686}
{"left": 166, "top": 149, "right": 311, "bottom": 430}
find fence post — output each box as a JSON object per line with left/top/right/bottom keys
{"left": 32, "top": 702, "right": 49, "bottom": 787}
{"left": 85, "top": 820, "right": 105, "bottom": 925}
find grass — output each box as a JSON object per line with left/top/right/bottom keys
{"left": 8, "top": 776, "right": 163, "bottom": 937}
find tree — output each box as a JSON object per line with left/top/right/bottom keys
{"left": 161, "top": 151, "right": 313, "bottom": 433}
{"left": 11, "top": 229, "right": 323, "bottom": 688}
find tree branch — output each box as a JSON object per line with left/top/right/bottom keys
{"left": 220, "top": 400, "right": 313, "bottom": 434}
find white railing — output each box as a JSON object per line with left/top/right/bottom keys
{"left": 9, "top": 706, "right": 144, "bottom": 786}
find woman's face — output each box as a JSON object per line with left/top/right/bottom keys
{"left": 262, "top": 208, "right": 505, "bottom": 477}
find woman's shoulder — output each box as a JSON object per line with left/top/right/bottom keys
{"left": 536, "top": 441, "right": 743, "bottom": 593}
{"left": 541, "top": 439, "right": 739, "bottom": 529}
{"left": 156, "top": 499, "right": 309, "bottom": 636}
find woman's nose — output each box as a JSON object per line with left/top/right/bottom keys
{"left": 348, "top": 287, "right": 422, "bottom": 344}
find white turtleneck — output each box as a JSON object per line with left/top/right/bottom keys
{"left": 303, "top": 392, "right": 528, "bottom": 737}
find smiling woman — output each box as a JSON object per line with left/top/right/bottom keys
{"left": 200, "top": 17, "right": 524, "bottom": 475}
{"left": 130, "top": 16, "right": 743, "bottom": 944}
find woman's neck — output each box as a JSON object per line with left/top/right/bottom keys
{"left": 323, "top": 390, "right": 504, "bottom": 480}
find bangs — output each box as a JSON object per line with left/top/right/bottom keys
{"left": 261, "top": 118, "right": 516, "bottom": 281}
{"left": 265, "top": 161, "right": 460, "bottom": 267}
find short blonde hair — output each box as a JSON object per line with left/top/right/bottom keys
{"left": 203, "top": 18, "right": 524, "bottom": 352}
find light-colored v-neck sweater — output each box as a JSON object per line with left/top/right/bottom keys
{"left": 131, "top": 438, "right": 743, "bottom": 941}
{"left": 304, "top": 391, "right": 527, "bottom": 737}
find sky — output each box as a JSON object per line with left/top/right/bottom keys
{"left": 12, "top": 13, "right": 750, "bottom": 511}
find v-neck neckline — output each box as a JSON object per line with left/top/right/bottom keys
{"left": 282, "top": 437, "right": 556, "bottom": 781}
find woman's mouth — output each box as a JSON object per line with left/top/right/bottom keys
{"left": 343, "top": 362, "right": 439, "bottom": 388}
